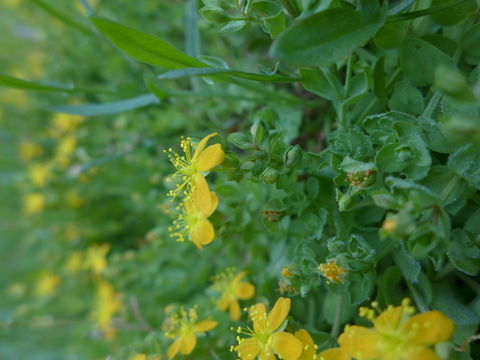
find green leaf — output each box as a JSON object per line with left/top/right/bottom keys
{"left": 0, "top": 74, "right": 73, "bottom": 92}
{"left": 399, "top": 38, "right": 454, "bottom": 87}
{"left": 447, "top": 229, "right": 480, "bottom": 276}
{"left": 433, "top": 282, "right": 480, "bottom": 325}
{"left": 90, "top": 17, "right": 207, "bottom": 69}
{"left": 158, "top": 67, "right": 297, "bottom": 82}
{"left": 393, "top": 242, "right": 420, "bottom": 282}
{"left": 388, "top": 80, "right": 424, "bottom": 115}
{"left": 461, "top": 24, "right": 480, "bottom": 65}
{"left": 48, "top": 94, "right": 159, "bottom": 116}
{"left": 300, "top": 68, "right": 342, "bottom": 101}
{"left": 270, "top": 8, "right": 384, "bottom": 66}
{"left": 344, "top": 69, "right": 369, "bottom": 106}
{"left": 448, "top": 144, "right": 480, "bottom": 189}
{"left": 430, "top": 0, "right": 477, "bottom": 26}
{"left": 375, "top": 143, "right": 412, "bottom": 173}
{"left": 373, "top": 22, "right": 407, "bottom": 49}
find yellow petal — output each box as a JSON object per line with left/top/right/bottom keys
{"left": 236, "top": 338, "right": 260, "bottom": 360}
{"left": 196, "top": 144, "right": 225, "bottom": 172}
{"left": 374, "top": 306, "right": 403, "bottom": 334}
{"left": 294, "top": 329, "right": 315, "bottom": 360}
{"left": 193, "top": 132, "right": 218, "bottom": 161}
{"left": 267, "top": 297, "right": 291, "bottom": 331}
{"left": 271, "top": 331, "right": 303, "bottom": 360}
{"left": 235, "top": 282, "right": 255, "bottom": 300}
{"left": 404, "top": 311, "right": 454, "bottom": 345}
{"left": 179, "top": 333, "right": 196, "bottom": 355}
{"left": 408, "top": 348, "right": 440, "bottom": 360}
{"left": 317, "top": 348, "right": 346, "bottom": 360}
{"left": 207, "top": 191, "right": 219, "bottom": 217}
{"left": 192, "top": 174, "right": 212, "bottom": 216}
{"left": 191, "top": 219, "right": 215, "bottom": 248}
{"left": 250, "top": 303, "right": 267, "bottom": 333}
{"left": 218, "top": 297, "right": 229, "bottom": 311}
{"left": 193, "top": 319, "right": 218, "bottom": 333}
{"left": 167, "top": 337, "right": 182, "bottom": 359}
{"left": 229, "top": 300, "right": 241, "bottom": 321}
{"left": 338, "top": 325, "right": 381, "bottom": 360}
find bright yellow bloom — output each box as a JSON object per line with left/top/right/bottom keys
{"left": 91, "top": 278, "right": 121, "bottom": 339}
{"left": 85, "top": 244, "right": 110, "bottom": 275}
{"left": 27, "top": 163, "right": 52, "bottom": 187}
{"left": 164, "top": 307, "right": 218, "bottom": 359}
{"left": 232, "top": 297, "right": 303, "bottom": 360}
{"left": 66, "top": 190, "right": 84, "bottom": 207}
{"left": 23, "top": 192, "right": 45, "bottom": 214}
{"left": 337, "top": 299, "right": 454, "bottom": 360}
{"left": 318, "top": 259, "right": 348, "bottom": 283}
{"left": 294, "top": 330, "right": 349, "bottom": 360}
{"left": 19, "top": 140, "right": 43, "bottom": 162}
{"left": 169, "top": 190, "right": 219, "bottom": 248}
{"left": 165, "top": 133, "right": 225, "bottom": 206}
{"left": 213, "top": 269, "right": 255, "bottom": 320}
{"left": 35, "top": 272, "right": 60, "bottom": 296}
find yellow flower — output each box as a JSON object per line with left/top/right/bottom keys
{"left": 164, "top": 307, "right": 218, "bottom": 359}
{"left": 66, "top": 190, "right": 84, "bottom": 208}
{"left": 232, "top": 297, "right": 303, "bottom": 360}
{"left": 318, "top": 259, "right": 348, "bottom": 283}
{"left": 169, "top": 190, "right": 219, "bottom": 248}
{"left": 281, "top": 266, "right": 294, "bottom": 277}
{"left": 54, "top": 135, "right": 77, "bottom": 167}
{"left": 65, "top": 251, "right": 84, "bottom": 274}
{"left": 132, "top": 355, "right": 147, "bottom": 360}
{"left": 19, "top": 140, "right": 43, "bottom": 162}
{"left": 212, "top": 269, "right": 255, "bottom": 320}
{"left": 382, "top": 218, "right": 397, "bottom": 233}
{"left": 50, "top": 113, "right": 84, "bottom": 136}
{"left": 23, "top": 192, "right": 45, "bottom": 214}
{"left": 85, "top": 244, "right": 111, "bottom": 275}
{"left": 337, "top": 298, "right": 454, "bottom": 360}
{"left": 35, "top": 272, "right": 60, "bottom": 296}
{"left": 91, "top": 278, "right": 121, "bottom": 339}
{"left": 27, "top": 163, "right": 52, "bottom": 187}
{"left": 165, "top": 133, "right": 225, "bottom": 207}
{"left": 294, "top": 330, "right": 348, "bottom": 360}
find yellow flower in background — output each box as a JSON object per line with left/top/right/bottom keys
{"left": 66, "top": 190, "right": 84, "bottom": 208}
{"left": 27, "top": 163, "right": 52, "bottom": 187}
{"left": 212, "top": 269, "right": 255, "bottom": 321}
{"left": 54, "top": 135, "right": 77, "bottom": 167}
{"left": 165, "top": 132, "right": 225, "bottom": 207}
{"left": 50, "top": 113, "right": 84, "bottom": 136}
{"left": 232, "top": 297, "right": 303, "bottom": 360}
{"left": 19, "top": 140, "right": 44, "bottom": 162}
{"left": 0, "top": 89, "right": 28, "bottom": 107}
{"left": 164, "top": 307, "right": 217, "bottom": 359}
{"left": 65, "top": 251, "right": 84, "bottom": 274}
{"left": 337, "top": 298, "right": 454, "bottom": 360}
{"left": 23, "top": 192, "right": 45, "bottom": 214}
{"left": 169, "top": 189, "right": 219, "bottom": 248}
{"left": 35, "top": 272, "right": 60, "bottom": 296}
{"left": 91, "top": 278, "right": 122, "bottom": 339}
{"left": 318, "top": 259, "right": 348, "bottom": 284}
{"left": 132, "top": 355, "right": 147, "bottom": 360}
{"left": 85, "top": 244, "right": 111, "bottom": 275}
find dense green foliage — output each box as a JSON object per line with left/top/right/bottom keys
{"left": 1, "top": 0, "right": 480, "bottom": 359}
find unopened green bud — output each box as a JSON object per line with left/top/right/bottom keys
{"left": 250, "top": 121, "right": 268, "bottom": 146}
{"left": 283, "top": 145, "right": 303, "bottom": 167}
{"left": 199, "top": 6, "right": 230, "bottom": 24}
{"left": 261, "top": 167, "right": 279, "bottom": 184}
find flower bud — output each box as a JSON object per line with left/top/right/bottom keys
{"left": 261, "top": 167, "right": 278, "bottom": 184}
{"left": 283, "top": 145, "right": 303, "bottom": 167}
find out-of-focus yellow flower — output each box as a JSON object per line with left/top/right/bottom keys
{"left": 165, "top": 133, "right": 224, "bottom": 207}
{"left": 0, "top": 89, "right": 28, "bottom": 106}
{"left": 318, "top": 259, "right": 348, "bottom": 284}
{"left": 281, "top": 266, "right": 294, "bottom": 277}
{"left": 232, "top": 297, "right": 303, "bottom": 360}
{"left": 382, "top": 218, "right": 397, "bottom": 233}
{"left": 132, "top": 354, "right": 161, "bottom": 360}
{"left": 85, "top": 244, "right": 110, "bottom": 275}
{"left": 50, "top": 113, "right": 84, "bottom": 136}
{"left": 27, "top": 163, "right": 52, "bottom": 187}
{"left": 336, "top": 298, "right": 454, "bottom": 360}
{"left": 169, "top": 190, "right": 219, "bottom": 248}
{"left": 91, "top": 278, "right": 121, "bottom": 339}
{"left": 35, "top": 272, "right": 60, "bottom": 296}
{"left": 19, "top": 140, "right": 44, "bottom": 162}
{"left": 54, "top": 135, "right": 77, "bottom": 167}
{"left": 65, "top": 251, "right": 84, "bottom": 274}
{"left": 212, "top": 269, "right": 255, "bottom": 321}
{"left": 66, "top": 190, "right": 84, "bottom": 208}
{"left": 23, "top": 192, "right": 45, "bottom": 214}
{"left": 164, "top": 307, "right": 217, "bottom": 359}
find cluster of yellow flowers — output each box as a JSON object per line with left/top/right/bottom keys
{"left": 166, "top": 133, "right": 225, "bottom": 248}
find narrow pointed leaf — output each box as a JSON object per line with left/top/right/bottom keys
{"left": 158, "top": 67, "right": 298, "bottom": 82}
{"left": 0, "top": 74, "right": 73, "bottom": 92}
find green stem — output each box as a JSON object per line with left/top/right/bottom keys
{"left": 458, "top": 273, "right": 480, "bottom": 295}
{"left": 406, "top": 281, "right": 428, "bottom": 312}
{"left": 307, "top": 297, "right": 316, "bottom": 329}
{"left": 331, "top": 293, "right": 344, "bottom": 338}
{"left": 421, "top": 92, "right": 442, "bottom": 119}
{"left": 387, "top": 0, "right": 468, "bottom": 23}
{"left": 439, "top": 173, "right": 461, "bottom": 203}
